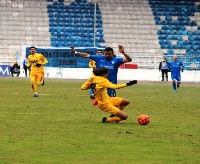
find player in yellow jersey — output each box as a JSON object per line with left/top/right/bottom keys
{"left": 81, "top": 67, "right": 137, "bottom": 123}
{"left": 27, "top": 46, "right": 48, "bottom": 97}
{"left": 88, "top": 50, "right": 103, "bottom": 105}
{"left": 88, "top": 50, "right": 103, "bottom": 74}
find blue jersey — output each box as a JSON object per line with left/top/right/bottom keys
{"left": 90, "top": 55, "right": 123, "bottom": 84}
{"left": 169, "top": 60, "right": 184, "bottom": 74}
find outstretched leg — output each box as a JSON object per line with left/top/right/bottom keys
{"left": 102, "top": 98, "right": 130, "bottom": 123}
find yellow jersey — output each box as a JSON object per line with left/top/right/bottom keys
{"left": 88, "top": 59, "right": 96, "bottom": 69}
{"left": 81, "top": 76, "right": 127, "bottom": 104}
{"left": 89, "top": 59, "right": 96, "bottom": 76}
{"left": 27, "top": 53, "right": 48, "bottom": 72}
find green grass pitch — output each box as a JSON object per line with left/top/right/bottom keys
{"left": 0, "top": 77, "right": 199, "bottom": 164}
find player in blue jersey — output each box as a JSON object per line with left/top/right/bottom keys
{"left": 70, "top": 45, "right": 132, "bottom": 103}
{"left": 168, "top": 55, "right": 184, "bottom": 93}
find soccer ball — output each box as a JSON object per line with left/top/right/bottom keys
{"left": 138, "top": 114, "right": 150, "bottom": 125}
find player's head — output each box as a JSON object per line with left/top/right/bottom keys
{"left": 104, "top": 47, "right": 114, "bottom": 60}
{"left": 173, "top": 55, "right": 178, "bottom": 61}
{"left": 30, "top": 46, "right": 36, "bottom": 54}
{"left": 96, "top": 50, "right": 103, "bottom": 55}
{"left": 93, "top": 67, "right": 108, "bottom": 78}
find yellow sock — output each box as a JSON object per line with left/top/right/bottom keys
{"left": 106, "top": 116, "right": 121, "bottom": 122}
{"left": 31, "top": 78, "right": 37, "bottom": 93}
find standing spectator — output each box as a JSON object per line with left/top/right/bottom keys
{"left": 23, "top": 58, "right": 29, "bottom": 77}
{"left": 10, "top": 62, "right": 20, "bottom": 77}
{"left": 27, "top": 46, "right": 48, "bottom": 97}
{"left": 168, "top": 55, "right": 184, "bottom": 93}
{"left": 71, "top": 45, "right": 132, "bottom": 100}
{"left": 159, "top": 57, "right": 169, "bottom": 81}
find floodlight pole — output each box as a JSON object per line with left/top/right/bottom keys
{"left": 94, "top": 0, "right": 97, "bottom": 47}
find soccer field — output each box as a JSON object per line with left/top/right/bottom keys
{"left": 0, "top": 77, "right": 199, "bottom": 164}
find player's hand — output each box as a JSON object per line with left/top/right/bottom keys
{"left": 118, "top": 45, "right": 125, "bottom": 54}
{"left": 35, "top": 64, "right": 42, "bottom": 67}
{"left": 70, "top": 46, "right": 76, "bottom": 54}
{"left": 126, "top": 80, "right": 137, "bottom": 86}
{"left": 181, "top": 69, "right": 183, "bottom": 72}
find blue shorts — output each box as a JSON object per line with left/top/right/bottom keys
{"left": 171, "top": 73, "right": 181, "bottom": 82}
{"left": 89, "top": 88, "right": 94, "bottom": 95}
{"left": 89, "top": 88, "right": 116, "bottom": 97}
{"left": 107, "top": 88, "right": 116, "bottom": 97}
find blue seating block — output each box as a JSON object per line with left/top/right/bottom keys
{"left": 48, "top": 0, "right": 104, "bottom": 47}
{"left": 150, "top": 0, "right": 199, "bottom": 58}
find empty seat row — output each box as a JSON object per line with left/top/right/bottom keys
{"left": 155, "top": 20, "right": 197, "bottom": 26}
{"left": 157, "top": 30, "right": 200, "bottom": 35}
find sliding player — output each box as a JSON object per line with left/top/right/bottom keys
{"left": 81, "top": 67, "right": 137, "bottom": 123}
{"left": 71, "top": 45, "right": 132, "bottom": 105}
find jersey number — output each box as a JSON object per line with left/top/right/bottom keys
{"left": 90, "top": 83, "right": 96, "bottom": 93}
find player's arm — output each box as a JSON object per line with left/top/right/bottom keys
{"left": 168, "top": 63, "right": 172, "bottom": 72}
{"left": 81, "top": 79, "right": 92, "bottom": 90}
{"left": 42, "top": 57, "right": 48, "bottom": 65}
{"left": 26, "top": 57, "right": 31, "bottom": 68}
{"left": 101, "top": 79, "right": 137, "bottom": 89}
{"left": 35, "top": 55, "right": 48, "bottom": 67}
{"left": 118, "top": 45, "right": 132, "bottom": 63}
{"left": 159, "top": 62, "right": 161, "bottom": 71}
{"left": 70, "top": 47, "right": 90, "bottom": 58}
{"left": 180, "top": 62, "right": 184, "bottom": 72}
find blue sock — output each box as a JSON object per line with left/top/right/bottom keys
{"left": 173, "top": 83, "right": 177, "bottom": 90}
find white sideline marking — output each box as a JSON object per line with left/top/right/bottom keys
{"left": 11, "top": 93, "right": 52, "bottom": 96}
{"left": 39, "top": 94, "right": 52, "bottom": 95}
{"left": 18, "top": 113, "right": 39, "bottom": 115}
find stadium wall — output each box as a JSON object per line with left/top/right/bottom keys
{"left": 15, "top": 67, "right": 200, "bottom": 82}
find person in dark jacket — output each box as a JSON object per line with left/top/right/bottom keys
{"left": 159, "top": 57, "right": 169, "bottom": 81}
{"left": 23, "top": 58, "right": 30, "bottom": 77}
{"left": 10, "top": 62, "right": 20, "bottom": 77}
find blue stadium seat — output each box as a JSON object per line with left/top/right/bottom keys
{"left": 150, "top": 0, "right": 200, "bottom": 58}
{"left": 48, "top": 0, "right": 104, "bottom": 47}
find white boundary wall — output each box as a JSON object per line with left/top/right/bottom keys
{"left": 17, "top": 67, "right": 200, "bottom": 82}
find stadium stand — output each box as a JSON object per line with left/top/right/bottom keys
{"left": 47, "top": 0, "right": 104, "bottom": 48}
{"left": 148, "top": 0, "right": 200, "bottom": 69}
{"left": 0, "top": 0, "right": 199, "bottom": 69}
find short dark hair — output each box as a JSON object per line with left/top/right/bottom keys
{"left": 93, "top": 67, "right": 108, "bottom": 76}
{"left": 104, "top": 47, "right": 113, "bottom": 53}
{"left": 30, "top": 46, "right": 36, "bottom": 49}
{"left": 96, "top": 50, "right": 102, "bottom": 53}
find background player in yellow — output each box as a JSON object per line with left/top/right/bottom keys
{"left": 88, "top": 50, "right": 103, "bottom": 104}
{"left": 88, "top": 50, "right": 103, "bottom": 73}
{"left": 81, "top": 67, "right": 137, "bottom": 123}
{"left": 27, "top": 46, "right": 48, "bottom": 97}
